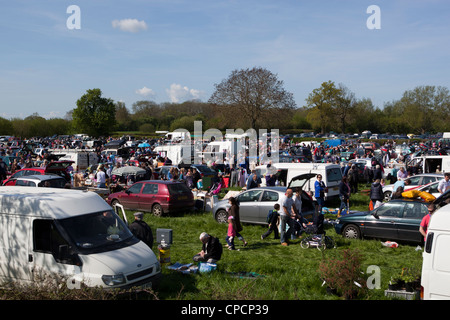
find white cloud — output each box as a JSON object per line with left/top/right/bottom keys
{"left": 135, "top": 86, "right": 155, "bottom": 97}
{"left": 166, "top": 83, "right": 202, "bottom": 103}
{"left": 112, "top": 19, "right": 148, "bottom": 33}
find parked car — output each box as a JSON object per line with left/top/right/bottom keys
{"left": 2, "top": 160, "right": 74, "bottom": 185}
{"left": 212, "top": 185, "right": 316, "bottom": 225}
{"left": 3, "top": 174, "right": 67, "bottom": 188}
{"left": 334, "top": 198, "right": 430, "bottom": 244}
{"left": 382, "top": 173, "right": 443, "bottom": 200}
{"left": 190, "top": 164, "right": 216, "bottom": 178}
{"left": 107, "top": 180, "right": 194, "bottom": 216}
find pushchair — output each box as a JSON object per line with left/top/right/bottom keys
{"left": 299, "top": 223, "right": 336, "bottom": 251}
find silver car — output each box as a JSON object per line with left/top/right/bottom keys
{"left": 212, "top": 185, "right": 316, "bottom": 225}
{"left": 383, "top": 173, "right": 443, "bottom": 200}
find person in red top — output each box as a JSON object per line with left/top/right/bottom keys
{"left": 420, "top": 203, "right": 435, "bottom": 241}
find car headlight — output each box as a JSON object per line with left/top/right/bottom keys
{"left": 335, "top": 219, "right": 340, "bottom": 224}
{"left": 101, "top": 273, "right": 126, "bottom": 286}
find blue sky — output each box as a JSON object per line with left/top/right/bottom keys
{"left": 1, "top": 0, "right": 449, "bottom": 119}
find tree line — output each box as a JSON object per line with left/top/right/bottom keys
{"left": 1, "top": 67, "right": 449, "bottom": 138}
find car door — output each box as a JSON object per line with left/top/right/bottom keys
{"left": 139, "top": 182, "right": 158, "bottom": 211}
{"left": 237, "top": 189, "right": 263, "bottom": 223}
{"left": 397, "top": 202, "right": 428, "bottom": 243}
{"left": 364, "top": 202, "right": 405, "bottom": 240}
{"left": 120, "top": 182, "right": 143, "bottom": 210}
{"left": 259, "top": 191, "right": 280, "bottom": 223}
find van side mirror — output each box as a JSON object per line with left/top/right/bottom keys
{"left": 58, "top": 245, "right": 70, "bottom": 260}
{"left": 57, "top": 245, "right": 82, "bottom": 266}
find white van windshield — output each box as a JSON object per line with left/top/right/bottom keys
{"left": 59, "top": 210, "right": 134, "bottom": 252}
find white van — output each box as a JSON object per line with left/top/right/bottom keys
{"left": 421, "top": 192, "right": 450, "bottom": 299}
{"left": 408, "top": 155, "right": 450, "bottom": 174}
{"left": 254, "top": 162, "right": 343, "bottom": 200}
{"left": 0, "top": 187, "right": 161, "bottom": 289}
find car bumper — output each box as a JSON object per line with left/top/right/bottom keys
{"left": 163, "top": 201, "right": 195, "bottom": 213}
{"left": 334, "top": 223, "right": 344, "bottom": 235}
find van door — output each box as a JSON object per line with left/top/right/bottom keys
{"left": 423, "top": 231, "right": 450, "bottom": 299}
{"left": 0, "top": 215, "right": 34, "bottom": 282}
{"left": 325, "top": 167, "right": 343, "bottom": 198}
{"left": 31, "top": 219, "right": 81, "bottom": 283}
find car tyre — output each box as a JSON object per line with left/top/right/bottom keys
{"left": 342, "top": 224, "right": 361, "bottom": 239}
{"left": 152, "top": 203, "right": 164, "bottom": 217}
{"left": 383, "top": 191, "right": 392, "bottom": 201}
{"left": 215, "top": 209, "right": 228, "bottom": 224}
{"left": 111, "top": 199, "right": 120, "bottom": 207}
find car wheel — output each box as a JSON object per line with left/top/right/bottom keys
{"left": 383, "top": 191, "right": 392, "bottom": 201}
{"left": 152, "top": 203, "right": 164, "bottom": 217}
{"left": 215, "top": 209, "right": 228, "bottom": 224}
{"left": 111, "top": 199, "right": 120, "bottom": 207}
{"left": 342, "top": 224, "right": 361, "bottom": 239}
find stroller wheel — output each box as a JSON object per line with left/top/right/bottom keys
{"left": 317, "top": 242, "right": 327, "bottom": 251}
{"left": 300, "top": 239, "right": 310, "bottom": 249}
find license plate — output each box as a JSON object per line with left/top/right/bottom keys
{"left": 178, "top": 196, "right": 187, "bottom": 200}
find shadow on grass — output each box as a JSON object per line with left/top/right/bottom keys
{"left": 157, "top": 270, "right": 200, "bottom": 299}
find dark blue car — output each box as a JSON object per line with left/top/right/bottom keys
{"left": 334, "top": 199, "right": 429, "bottom": 244}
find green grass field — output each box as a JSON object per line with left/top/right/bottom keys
{"left": 132, "top": 184, "right": 424, "bottom": 300}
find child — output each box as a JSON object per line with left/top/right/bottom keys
{"left": 226, "top": 215, "right": 237, "bottom": 250}
{"left": 261, "top": 203, "right": 280, "bottom": 240}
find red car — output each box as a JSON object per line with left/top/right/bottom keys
{"left": 2, "top": 161, "right": 74, "bottom": 185}
{"left": 107, "top": 180, "right": 194, "bottom": 216}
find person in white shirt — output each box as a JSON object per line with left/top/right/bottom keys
{"left": 96, "top": 165, "right": 107, "bottom": 188}
{"left": 438, "top": 173, "right": 450, "bottom": 194}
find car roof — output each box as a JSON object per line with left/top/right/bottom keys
{"left": 245, "top": 186, "right": 287, "bottom": 193}
{"left": 387, "top": 198, "right": 429, "bottom": 205}
{"left": 15, "top": 174, "right": 65, "bottom": 181}
{"left": 133, "top": 179, "right": 186, "bottom": 184}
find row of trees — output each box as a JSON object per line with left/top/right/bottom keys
{"left": 1, "top": 67, "right": 449, "bottom": 138}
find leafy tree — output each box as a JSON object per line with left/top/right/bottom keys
{"left": 72, "top": 89, "right": 116, "bottom": 137}
{"left": 305, "top": 81, "right": 341, "bottom": 133}
{"left": 0, "top": 117, "right": 13, "bottom": 135}
{"left": 209, "top": 67, "right": 296, "bottom": 129}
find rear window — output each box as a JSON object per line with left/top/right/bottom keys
{"left": 167, "top": 183, "right": 191, "bottom": 195}
{"left": 326, "top": 167, "right": 343, "bottom": 182}
{"left": 38, "top": 179, "right": 67, "bottom": 188}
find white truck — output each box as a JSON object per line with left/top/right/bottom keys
{"left": 48, "top": 149, "right": 99, "bottom": 171}
{"left": 0, "top": 187, "right": 161, "bottom": 289}
{"left": 254, "top": 162, "right": 343, "bottom": 200}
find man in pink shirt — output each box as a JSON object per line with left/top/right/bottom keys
{"left": 420, "top": 204, "right": 435, "bottom": 241}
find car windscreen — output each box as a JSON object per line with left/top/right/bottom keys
{"left": 195, "top": 165, "right": 215, "bottom": 174}
{"left": 58, "top": 210, "right": 135, "bottom": 253}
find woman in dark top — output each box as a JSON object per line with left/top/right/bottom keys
{"left": 228, "top": 197, "right": 248, "bottom": 247}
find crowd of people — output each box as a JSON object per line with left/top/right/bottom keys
{"left": 1, "top": 134, "right": 449, "bottom": 263}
